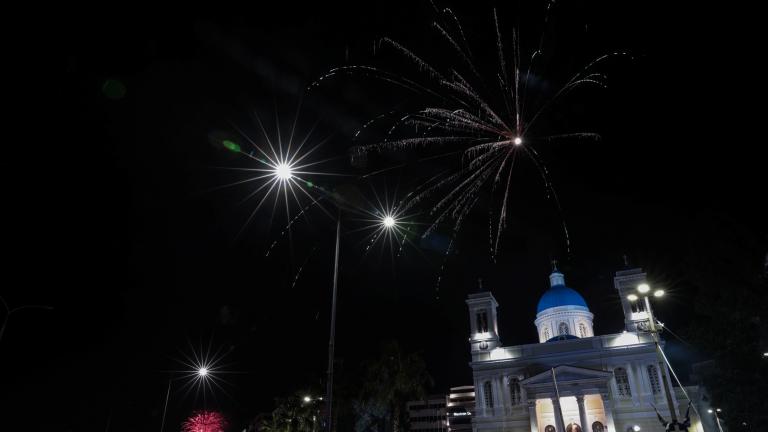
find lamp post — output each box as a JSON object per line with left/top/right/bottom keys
{"left": 323, "top": 204, "right": 399, "bottom": 432}
{"left": 160, "top": 366, "right": 212, "bottom": 432}
{"left": 627, "top": 284, "right": 678, "bottom": 425}
{"left": 0, "top": 296, "right": 53, "bottom": 343}
{"left": 707, "top": 409, "right": 724, "bottom": 432}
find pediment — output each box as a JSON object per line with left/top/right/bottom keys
{"left": 521, "top": 365, "right": 613, "bottom": 387}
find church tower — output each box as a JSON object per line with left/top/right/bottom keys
{"left": 613, "top": 267, "right": 649, "bottom": 332}
{"left": 534, "top": 268, "right": 594, "bottom": 342}
{"left": 466, "top": 291, "right": 500, "bottom": 357}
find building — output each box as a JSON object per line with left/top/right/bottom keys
{"left": 408, "top": 395, "right": 447, "bottom": 432}
{"left": 447, "top": 386, "right": 476, "bottom": 432}
{"left": 408, "top": 386, "right": 476, "bottom": 432}
{"left": 466, "top": 267, "right": 708, "bottom": 432}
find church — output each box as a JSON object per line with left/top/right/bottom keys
{"left": 465, "top": 267, "right": 714, "bottom": 432}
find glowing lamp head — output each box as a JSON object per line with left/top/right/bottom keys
{"left": 633, "top": 426, "right": 641, "bottom": 432}
{"left": 638, "top": 283, "right": 651, "bottom": 294}
{"left": 627, "top": 294, "right": 639, "bottom": 302}
{"left": 275, "top": 163, "right": 293, "bottom": 180}
{"left": 716, "top": 408, "right": 722, "bottom": 413}
{"left": 654, "top": 289, "right": 665, "bottom": 297}
{"left": 303, "top": 396, "right": 311, "bottom": 403}
{"left": 198, "top": 367, "right": 209, "bottom": 377}
{"left": 763, "top": 352, "right": 768, "bottom": 357}
{"left": 708, "top": 409, "right": 714, "bottom": 414}
{"left": 383, "top": 216, "right": 396, "bottom": 228}
{"left": 513, "top": 137, "right": 523, "bottom": 146}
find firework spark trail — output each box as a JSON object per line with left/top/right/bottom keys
{"left": 290, "top": 245, "right": 320, "bottom": 289}
{"left": 311, "top": 4, "right": 627, "bottom": 261}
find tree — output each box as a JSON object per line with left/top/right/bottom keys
{"left": 357, "top": 341, "right": 433, "bottom": 432}
{"left": 682, "top": 213, "right": 768, "bottom": 430}
{"left": 260, "top": 393, "right": 321, "bottom": 432}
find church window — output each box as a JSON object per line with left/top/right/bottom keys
{"left": 578, "top": 322, "right": 588, "bottom": 337}
{"left": 591, "top": 421, "right": 605, "bottom": 432}
{"left": 483, "top": 381, "right": 494, "bottom": 408}
{"left": 647, "top": 364, "right": 662, "bottom": 394}
{"left": 508, "top": 377, "right": 521, "bottom": 405}
{"left": 558, "top": 322, "right": 569, "bottom": 336}
{"left": 476, "top": 310, "right": 489, "bottom": 333}
{"left": 566, "top": 423, "right": 582, "bottom": 432}
{"left": 545, "top": 426, "right": 556, "bottom": 432}
{"left": 542, "top": 327, "right": 551, "bottom": 341}
{"left": 614, "top": 367, "right": 632, "bottom": 397}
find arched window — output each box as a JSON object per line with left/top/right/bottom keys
{"left": 545, "top": 426, "right": 556, "bottom": 432}
{"left": 476, "top": 310, "right": 489, "bottom": 333}
{"left": 483, "top": 381, "right": 494, "bottom": 408}
{"left": 614, "top": 367, "right": 632, "bottom": 397}
{"left": 508, "top": 377, "right": 521, "bottom": 405}
{"left": 578, "top": 322, "right": 588, "bottom": 337}
{"left": 566, "top": 423, "right": 582, "bottom": 432}
{"left": 558, "top": 322, "right": 569, "bottom": 336}
{"left": 647, "top": 364, "right": 662, "bottom": 394}
{"left": 591, "top": 421, "right": 605, "bottom": 432}
{"left": 542, "top": 327, "right": 551, "bottom": 341}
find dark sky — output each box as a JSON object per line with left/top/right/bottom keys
{"left": 2, "top": 1, "right": 765, "bottom": 431}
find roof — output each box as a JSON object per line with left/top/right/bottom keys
{"left": 536, "top": 284, "right": 589, "bottom": 313}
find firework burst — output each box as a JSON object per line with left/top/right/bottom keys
{"left": 310, "top": 3, "right": 629, "bottom": 259}
{"left": 182, "top": 410, "right": 227, "bottom": 432}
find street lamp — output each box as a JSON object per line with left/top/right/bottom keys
{"left": 383, "top": 215, "right": 396, "bottom": 228}
{"left": 627, "top": 283, "right": 678, "bottom": 425}
{"left": 318, "top": 186, "right": 405, "bottom": 432}
{"left": 160, "top": 363, "right": 218, "bottom": 432}
{"left": 0, "top": 296, "right": 53, "bottom": 343}
{"left": 708, "top": 408, "right": 725, "bottom": 432}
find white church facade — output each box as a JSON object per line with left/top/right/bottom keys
{"left": 466, "top": 268, "right": 713, "bottom": 432}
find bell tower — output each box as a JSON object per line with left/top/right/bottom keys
{"left": 613, "top": 267, "right": 649, "bottom": 332}
{"left": 466, "top": 290, "right": 500, "bottom": 356}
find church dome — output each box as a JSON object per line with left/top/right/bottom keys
{"left": 534, "top": 269, "right": 594, "bottom": 343}
{"left": 536, "top": 271, "right": 589, "bottom": 313}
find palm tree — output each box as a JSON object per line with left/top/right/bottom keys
{"left": 359, "top": 341, "right": 433, "bottom": 432}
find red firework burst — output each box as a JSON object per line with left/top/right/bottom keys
{"left": 182, "top": 410, "right": 227, "bottom": 432}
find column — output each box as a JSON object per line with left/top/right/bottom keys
{"left": 576, "top": 395, "right": 588, "bottom": 432}
{"left": 552, "top": 397, "right": 565, "bottom": 432}
{"left": 528, "top": 400, "right": 539, "bottom": 432}
{"left": 601, "top": 394, "right": 617, "bottom": 432}
{"left": 626, "top": 362, "right": 640, "bottom": 405}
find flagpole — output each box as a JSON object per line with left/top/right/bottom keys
{"left": 551, "top": 368, "right": 567, "bottom": 432}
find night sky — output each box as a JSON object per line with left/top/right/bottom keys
{"left": 2, "top": 2, "right": 765, "bottom": 431}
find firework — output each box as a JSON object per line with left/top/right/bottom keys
{"left": 310, "top": 3, "right": 628, "bottom": 259}
{"left": 182, "top": 410, "right": 227, "bottom": 432}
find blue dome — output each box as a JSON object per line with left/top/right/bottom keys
{"left": 536, "top": 284, "right": 588, "bottom": 313}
